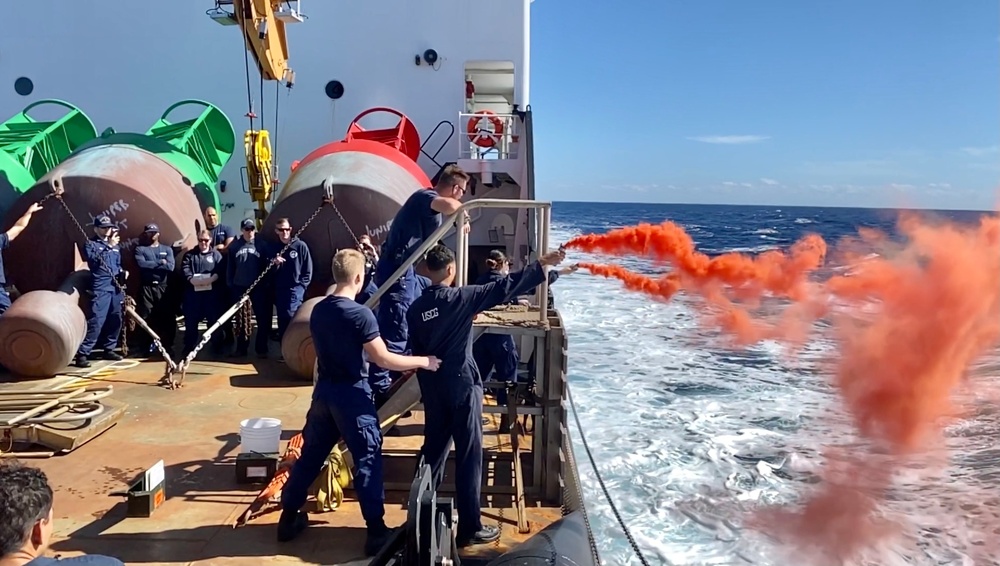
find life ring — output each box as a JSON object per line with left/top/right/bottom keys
{"left": 466, "top": 110, "right": 504, "bottom": 149}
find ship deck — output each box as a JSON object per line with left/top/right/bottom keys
{"left": 0, "top": 344, "right": 564, "bottom": 566}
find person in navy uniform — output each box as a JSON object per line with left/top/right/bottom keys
{"left": 473, "top": 250, "right": 578, "bottom": 432}
{"left": 406, "top": 244, "right": 566, "bottom": 547}
{"left": 0, "top": 460, "right": 125, "bottom": 566}
{"left": 0, "top": 202, "right": 45, "bottom": 316}
{"left": 226, "top": 218, "right": 269, "bottom": 358}
{"left": 132, "top": 224, "right": 176, "bottom": 357}
{"left": 353, "top": 234, "right": 380, "bottom": 306}
{"left": 369, "top": 164, "right": 470, "bottom": 401}
{"left": 180, "top": 230, "right": 223, "bottom": 358}
{"left": 278, "top": 249, "right": 441, "bottom": 555}
{"left": 73, "top": 216, "right": 127, "bottom": 369}
{"left": 269, "top": 217, "right": 312, "bottom": 353}
{"left": 204, "top": 206, "right": 235, "bottom": 353}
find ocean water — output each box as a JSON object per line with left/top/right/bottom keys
{"left": 548, "top": 201, "right": 1000, "bottom": 566}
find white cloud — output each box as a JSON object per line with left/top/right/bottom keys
{"left": 721, "top": 181, "right": 737, "bottom": 186}
{"left": 960, "top": 145, "right": 1000, "bottom": 157}
{"left": 759, "top": 178, "right": 779, "bottom": 185}
{"left": 687, "top": 135, "right": 770, "bottom": 145}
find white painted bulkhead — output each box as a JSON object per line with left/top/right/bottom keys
{"left": 0, "top": 0, "right": 533, "bottom": 231}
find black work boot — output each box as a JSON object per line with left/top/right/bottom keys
{"left": 499, "top": 414, "right": 511, "bottom": 434}
{"left": 103, "top": 350, "right": 123, "bottom": 361}
{"left": 456, "top": 524, "right": 500, "bottom": 547}
{"left": 364, "top": 525, "right": 397, "bottom": 557}
{"left": 73, "top": 355, "right": 90, "bottom": 369}
{"left": 276, "top": 509, "right": 308, "bottom": 542}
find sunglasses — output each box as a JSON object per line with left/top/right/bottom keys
{"left": 199, "top": 239, "right": 211, "bottom": 243}
{"left": 276, "top": 227, "right": 291, "bottom": 232}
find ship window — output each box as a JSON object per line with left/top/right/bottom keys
{"left": 325, "top": 80, "right": 344, "bottom": 100}
{"left": 14, "top": 77, "right": 33, "bottom": 96}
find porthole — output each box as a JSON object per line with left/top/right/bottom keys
{"left": 14, "top": 77, "right": 33, "bottom": 96}
{"left": 325, "top": 80, "right": 344, "bottom": 100}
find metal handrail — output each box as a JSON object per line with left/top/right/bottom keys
{"left": 363, "top": 198, "right": 552, "bottom": 325}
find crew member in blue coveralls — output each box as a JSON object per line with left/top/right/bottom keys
{"left": 353, "top": 234, "right": 379, "bottom": 306}
{"left": 73, "top": 216, "right": 127, "bottom": 369}
{"left": 269, "top": 217, "right": 312, "bottom": 358}
{"left": 133, "top": 224, "right": 177, "bottom": 357}
{"left": 473, "top": 249, "right": 578, "bottom": 432}
{"left": 369, "top": 164, "right": 471, "bottom": 401}
{"left": 227, "top": 218, "right": 269, "bottom": 358}
{"left": 204, "top": 206, "right": 235, "bottom": 353}
{"left": 278, "top": 249, "right": 441, "bottom": 555}
{"left": 406, "top": 244, "right": 565, "bottom": 547}
{"left": 181, "top": 230, "right": 223, "bottom": 358}
{"left": 0, "top": 201, "right": 45, "bottom": 316}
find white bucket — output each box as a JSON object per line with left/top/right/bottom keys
{"left": 239, "top": 417, "right": 282, "bottom": 454}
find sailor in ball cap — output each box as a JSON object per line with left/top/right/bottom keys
{"left": 74, "top": 215, "right": 127, "bottom": 368}
{"left": 133, "top": 223, "right": 177, "bottom": 356}
{"left": 226, "top": 218, "right": 270, "bottom": 357}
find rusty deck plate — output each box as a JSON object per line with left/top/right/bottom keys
{"left": 3, "top": 356, "right": 560, "bottom": 565}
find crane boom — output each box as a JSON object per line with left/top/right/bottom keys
{"left": 207, "top": 0, "right": 305, "bottom": 225}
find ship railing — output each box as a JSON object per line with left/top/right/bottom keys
{"left": 364, "top": 198, "right": 551, "bottom": 324}
{"left": 457, "top": 112, "right": 522, "bottom": 161}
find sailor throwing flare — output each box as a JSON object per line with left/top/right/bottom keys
{"left": 406, "top": 244, "right": 566, "bottom": 547}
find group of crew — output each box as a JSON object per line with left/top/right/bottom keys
{"left": 66, "top": 208, "right": 315, "bottom": 369}
{"left": 0, "top": 164, "right": 574, "bottom": 558}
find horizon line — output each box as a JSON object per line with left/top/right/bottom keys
{"left": 545, "top": 199, "right": 996, "bottom": 214}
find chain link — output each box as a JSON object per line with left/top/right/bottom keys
{"left": 46, "top": 186, "right": 175, "bottom": 368}
{"left": 167, "top": 185, "right": 352, "bottom": 388}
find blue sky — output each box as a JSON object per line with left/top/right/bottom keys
{"left": 531, "top": 0, "right": 1000, "bottom": 210}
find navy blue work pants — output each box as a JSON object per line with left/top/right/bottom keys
{"left": 369, "top": 258, "right": 430, "bottom": 395}
{"left": 231, "top": 285, "right": 271, "bottom": 355}
{"left": 182, "top": 289, "right": 219, "bottom": 353}
{"left": 281, "top": 379, "right": 386, "bottom": 529}
{"left": 473, "top": 335, "right": 520, "bottom": 405}
{"left": 78, "top": 288, "right": 124, "bottom": 357}
{"left": 417, "top": 376, "right": 485, "bottom": 541}
{"left": 0, "top": 288, "right": 11, "bottom": 316}
{"left": 275, "top": 285, "right": 305, "bottom": 341}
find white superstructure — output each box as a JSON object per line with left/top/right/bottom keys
{"left": 0, "top": 0, "right": 534, "bottom": 244}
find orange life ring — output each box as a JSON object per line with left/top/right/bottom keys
{"left": 466, "top": 111, "right": 504, "bottom": 149}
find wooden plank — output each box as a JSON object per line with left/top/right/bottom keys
{"left": 508, "top": 399, "right": 530, "bottom": 533}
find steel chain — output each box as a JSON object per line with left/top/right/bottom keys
{"left": 168, "top": 185, "right": 348, "bottom": 388}
{"left": 46, "top": 188, "right": 175, "bottom": 368}
{"left": 235, "top": 300, "right": 254, "bottom": 342}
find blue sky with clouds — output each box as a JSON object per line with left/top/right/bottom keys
{"left": 531, "top": 0, "right": 999, "bottom": 210}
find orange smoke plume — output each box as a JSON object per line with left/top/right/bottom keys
{"left": 567, "top": 211, "right": 1000, "bottom": 558}
{"left": 577, "top": 262, "right": 681, "bottom": 300}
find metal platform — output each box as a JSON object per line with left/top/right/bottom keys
{"left": 0, "top": 385, "right": 126, "bottom": 456}
{"left": 474, "top": 304, "right": 550, "bottom": 337}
